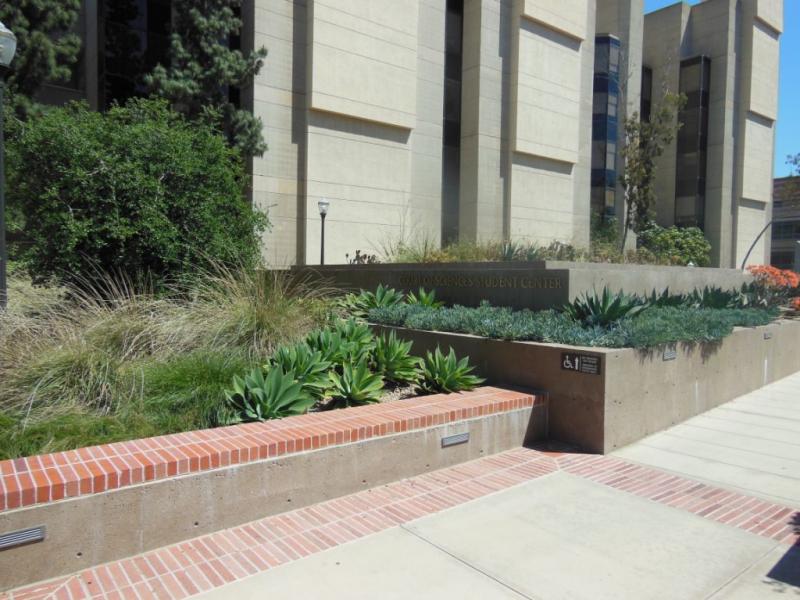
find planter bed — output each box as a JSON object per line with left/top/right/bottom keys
{"left": 0, "top": 387, "right": 546, "bottom": 591}
{"left": 373, "top": 319, "right": 800, "bottom": 454}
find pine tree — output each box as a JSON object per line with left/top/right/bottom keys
{"left": 146, "top": 0, "right": 268, "bottom": 157}
{"left": 0, "top": 0, "right": 82, "bottom": 118}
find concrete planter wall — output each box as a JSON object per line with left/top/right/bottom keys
{"left": 293, "top": 262, "right": 752, "bottom": 311}
{"left": 373, "top": 319, "right": 800, "bottom": 454}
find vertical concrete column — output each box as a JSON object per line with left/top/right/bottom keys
{"left": 250, "top": 0, "right": 309, "bottom": 267}
{"left": 459, "top": 0, "right": 510, "bottom": 243}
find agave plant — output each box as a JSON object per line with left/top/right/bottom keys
{"left": 267, "top": 343, "right": 332, "bottom": 398}
{"left": 339, "top": 284, "right": 405, "bottom": 319}
{"left": 419, "top": 347, "right": 484, "bottom": 394}
{"left": 684, "top": 286, "right": 744, "bottom": 310}
{"left": 371, "top": 331, "right": 422, "bottom": 385}
{"left": 563, "top": 287, "right": 648, "bottom": 326}
{"left": 224, "top": 367, "right": 315, "bottom": 423}
{"left": 645, "top": 288, "right": 687, "bottom": 308}
{"left": 328, "top": 359, "right": 385, "bottom": 407}
{"left": 405, "top": 287, "right": 444, "bottom": 309}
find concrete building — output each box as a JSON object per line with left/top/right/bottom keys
{"left": 31, "top": 0, "right": 782, "bottom": 267}
{"left": 642, "top": 0, "right": 783, "bottom": 267}
{"left": 771, "top": 176, "right": 800, "bottom": 270}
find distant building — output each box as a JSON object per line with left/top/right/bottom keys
{"left": 33, "top": 0, "right": 783, "bottom": 267}
{"left": 771, "top": 177, "right": 800, "bottom": 270}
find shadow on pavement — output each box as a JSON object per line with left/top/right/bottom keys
{"left": 763, "top": 513, "right": 800, "bottom": 594}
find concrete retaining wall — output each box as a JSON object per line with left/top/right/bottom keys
{"left": 0, "top": 398, "right": 545, "bottom": 591}
{"left": 374, "top": 319, "right": 800, "bottom": 454}
{"left": 293, "top": 262, "right": 752, "bottom": 310}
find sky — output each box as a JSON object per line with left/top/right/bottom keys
{"left": 644, "top": 0, "right": 799, "bottom": 177}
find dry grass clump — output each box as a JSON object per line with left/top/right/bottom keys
{"left": 0, "top": 265, "right": 333, "bottom": 424}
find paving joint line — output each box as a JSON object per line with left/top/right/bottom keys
{"left": 398, "top": 524, "right": 539, "bottom": 600}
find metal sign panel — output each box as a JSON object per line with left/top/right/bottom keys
{"left": 561, "top": 353, "right": 601, "bottom": 375}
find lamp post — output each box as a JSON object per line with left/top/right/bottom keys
{"left": 318, "top": 199, "right": 330, "bottom": 265}
{"left": 0, "top": 22, "right": 17, "bottom": 310}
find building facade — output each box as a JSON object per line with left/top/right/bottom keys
{"left": 34, "top": 0, "right": 782, "bottom": 267}
{"left": 642, "top": 0, "right": 783, "bottom": 268}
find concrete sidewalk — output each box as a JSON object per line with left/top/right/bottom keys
{"left": 198, "top": 374, "right": 800, "bottom": 600}
{"left": 614, "top": 373, "right": 800, "bottom": 507}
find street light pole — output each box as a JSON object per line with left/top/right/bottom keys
{"left": 318, "top": 199, "right": 330, "bottom": 266}
{"left": 0, "top": 21, "right": 17, "bottom": 310}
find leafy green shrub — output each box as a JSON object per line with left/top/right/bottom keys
{"left": 371, "top": 332, "right": 422, "bottom": 385}
{"left": 266, "top": 343, "right": 332, "bottom": 399}
{"left": 224, "top": 367, "right": 315, "bottom": 423}
{"left": 7, "top": 98, "right": 266, "bottom": 289}
{"left": 419, "top": 347, "right": 484, "bottom": 394}
{"left": 339, "top": 284, "right": 405, "bottom": 318}
{"left": 406, "top": 288, "right": 444, "bottom": 308}
{"left": 564, "top": 287, "right": 648, "bottom": 326}
{"left": 328, "top": 360, "right": 385, "bottom": 407}
{"left": 638, "top": 225, "right": 711, "bottom": 267}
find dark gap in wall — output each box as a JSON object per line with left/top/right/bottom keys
{"left": 441, "top": 0, "right": 464, "bottom": 246}
{"left": 675, "top": 55, "right": 711, "bottom": 230}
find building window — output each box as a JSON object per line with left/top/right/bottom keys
{"left": 441, "top": 0, "right": 464, "bottom": 245}
{"left": 640, "top": 66, "right": 653, "bottom": 122}
{"left": 99, "top": 0, "right": 172, "bottom": 108}
{"left": 674, "top": 56, "right": 711, "bottom": 230}
{"left": 771, "top": 251, "right": 796, "bottom": 270}
{"left": 772, "top": 220, "right": 800, "bottom": 240}
{"left": 590, "top": 35, "right": 621, "bottom": 222}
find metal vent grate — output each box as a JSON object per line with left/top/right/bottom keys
{"left": 0, "top": 526, "right": 46, "bottom": 551}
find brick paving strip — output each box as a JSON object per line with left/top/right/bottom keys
{"left": 4, "top": 448, "right": 797, "bottom": 600}
{"left": 0, "top": 387, "right": 540, "bottom": 512}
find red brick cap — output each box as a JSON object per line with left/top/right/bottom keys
{"left": 0, "top": 387, "right": 542, "bottom": 512}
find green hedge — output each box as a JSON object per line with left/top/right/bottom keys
{"left": 7, "top": 98, "right": 267, "bottom": 288}
{"left": 368, "top": 303, "right": 777, "bottom": 349}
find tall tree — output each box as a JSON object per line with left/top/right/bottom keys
{"left": 0, "top": 0, "right": 82, "bottom": 118}
{"left": 618, "top": 92, "right": 686, "bottom": 251}
{"left": 146, "top": 0, "right": 268, "bottom": 157}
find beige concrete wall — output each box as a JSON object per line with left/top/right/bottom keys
{"left": 0, "top": 407, "right": 546, "bottom": 592}
{"left": 252, "top": 0, "right": 445, "bottom": 266}
{"left": 250, "top": 0, "right": 309, "bottom": 266}
{"left": 378, "top": 319, "right": 800, "bottom": 454}
{"left": 308, "top": 0, "right": 418, "bottom": 129}
{"left": 506, "top": 0, "right": 594, "bottom": 247}
{"left": 734, "top": 0, "right": 781, "bottom": 267}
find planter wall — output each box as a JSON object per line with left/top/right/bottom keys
{"left": 293, "top": 262, "right": 752, "bottom": 311}
{"left": 373, "top": 319, "right": 800, "bottom": 454}
{"left": 0, "top": 388, "right": 546, "bottom": 592}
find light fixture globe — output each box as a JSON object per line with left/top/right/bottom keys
{"left": 0, "top": 22, "right": 16, "bottom": 69}
{"left": 318, "top": 198, "right": 330, "bottom": 217}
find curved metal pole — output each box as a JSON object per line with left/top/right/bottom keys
{"left": 740, "top": 220, "right": 773, "bottom": 270}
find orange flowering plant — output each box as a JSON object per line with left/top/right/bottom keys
{"left": 746, "top": 265, "right": 800, "bottom": 309}
{"left": 747, "top": 265, "right": 800, "bottom": 289}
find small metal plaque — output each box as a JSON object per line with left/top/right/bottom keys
{"left": 663, "top": 345, "right": 678, "bottom": 361}
{"left": 764, "top": 331, "right": 773, "bottom": 340}
{"left": 441, "top": 432, "right": 469, "bottom": 448}
{"left": 561, "top": 353, "right": 601, "bottom": 375}
{"left": 0, "top": 526, "right": 46, "bottom": 551}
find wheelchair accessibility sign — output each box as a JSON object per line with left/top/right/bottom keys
{"left": 561, "top": 353, "right": 601, "bottom": 375}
